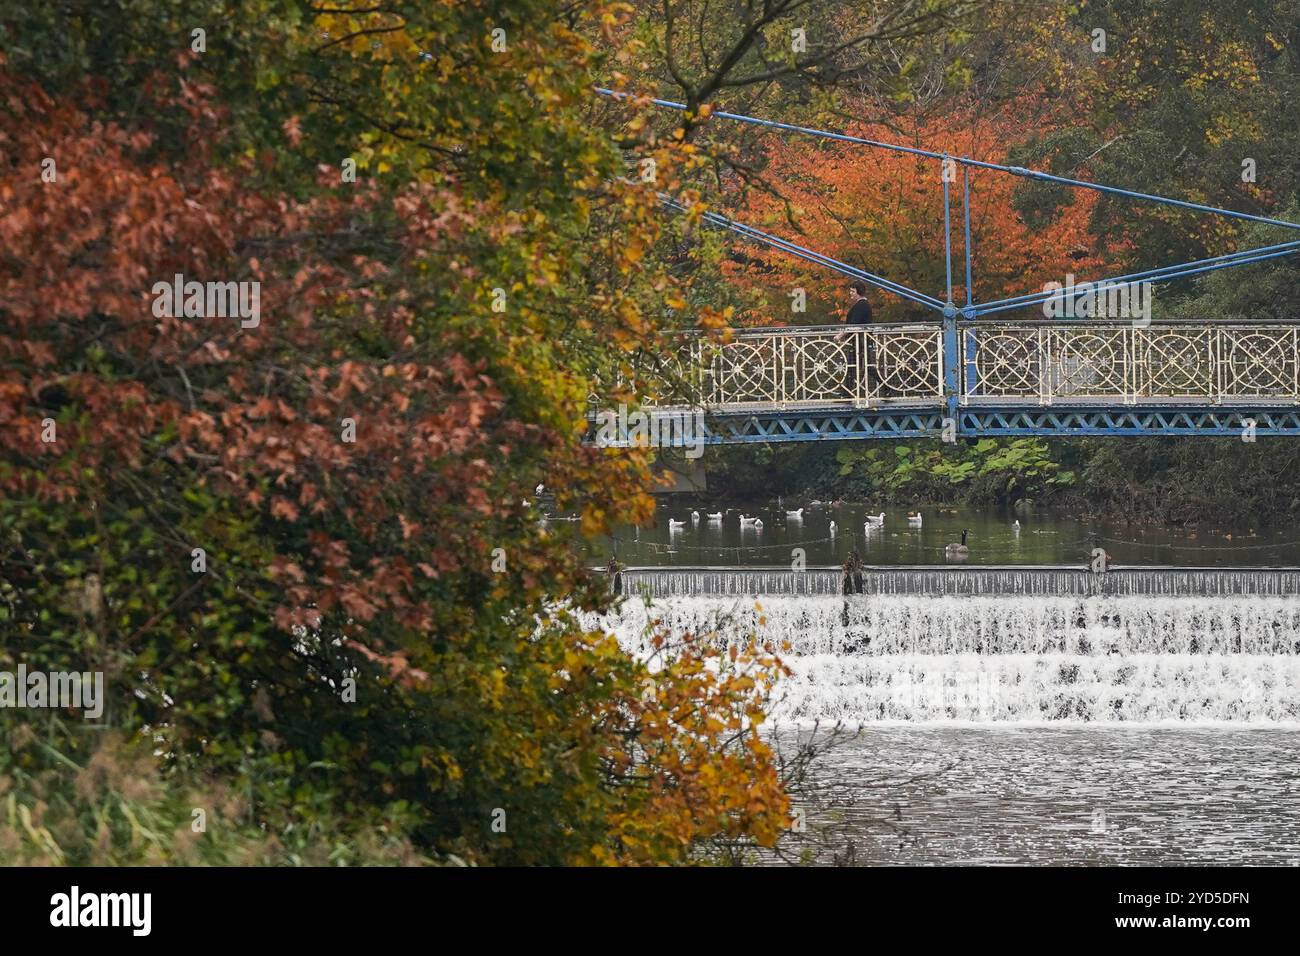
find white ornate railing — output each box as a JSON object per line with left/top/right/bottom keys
{"left": 963, "top": 322, "right": 1300, "bottom": 405}
{"left": 629, "top": 321, "right": 1300, "bottom": 411}
{"left": 650, "top": 324, "right": 943, "bottom": 409}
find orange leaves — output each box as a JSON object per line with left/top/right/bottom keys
{"left": 730, "top": 102, "right": 1122, "bottom": 322}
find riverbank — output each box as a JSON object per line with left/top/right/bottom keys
{"left": 700, "top": 438, "right": 1300, "bottom": 527}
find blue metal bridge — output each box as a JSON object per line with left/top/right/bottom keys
{"left": 592, "top": 90, "right": 1300, "bottom": 443}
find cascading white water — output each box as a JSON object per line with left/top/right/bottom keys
{"left": 585, "top": 594, "right": 1300, "bottom": 723}
{"left": 615, "top": 566, "right": 1300, "bottom": 598}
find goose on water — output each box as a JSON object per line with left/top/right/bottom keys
{"left": 706, "top": 512, "right": 723, "bottom": 521}
{"left": 865, "top": 512, "right": 885, "bottom": 525}
{"left": 906, "top": 512, "right": 922, "bottom": 527}
{"left": 946, "top": 529, "right": 971, "bottom": 557}
{"left": 786, "top": 508, "right": 804, "bottom": 518}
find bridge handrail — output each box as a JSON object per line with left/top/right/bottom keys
{"left": 619, "top": 320, "right": 1300, "bottom": 410}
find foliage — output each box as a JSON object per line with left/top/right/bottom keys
{"left": 834, "top": 438, "right": 1073, "bottom": 504}
{"left": 720, "top": 104, "right": 1124, "bottom": 323}
{"left": 0, "top": 0, "right": 794, "bottom": 866}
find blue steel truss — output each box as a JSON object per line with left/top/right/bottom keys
{"left": 663, "top": 405, "right": 1300, "bottom": 445}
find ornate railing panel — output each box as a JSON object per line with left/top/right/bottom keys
{"left": 962, "top": 323, "right": 1300, "bottom": 405}
{"left": 624, "top": 321, "right": 1300, "bottom": 413}
{"left": 649, "top": 324, "right": 944, "bottom": 409}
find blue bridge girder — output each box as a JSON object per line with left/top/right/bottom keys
{"left": 688, "top": 404, "right": 1300, "bottom": 444}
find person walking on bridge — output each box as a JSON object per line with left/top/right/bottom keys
{"left": 837, "top": 281, "right": 875, "bottom": 401}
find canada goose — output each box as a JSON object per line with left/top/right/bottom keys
{"left": 907, "top": 512, "right": 922, "bottom": 527}
{"left": 706, "top": 512, "right": 723, "bottom": 521}
{"left": 786, "top": 508, "right": 803, "bottom": 518}
{"left": 865, "top": 512, "right": 885, "bottom": 525}
{"left": 946, "top": 529, "right": 971, "bottom": 557}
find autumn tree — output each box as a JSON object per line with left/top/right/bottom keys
{"left": 711, "top": 103, "right": 1121, "bottom": 323}
{"left": 0, "top": 0, "right": 792, "bottom": 865}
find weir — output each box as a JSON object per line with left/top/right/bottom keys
{"left": 607, "top": 565, "right": 1300, "bottom": 598}
{"left": 587, "top": 568, "right": 1300, "bottom": 722}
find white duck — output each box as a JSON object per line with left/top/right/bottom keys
{"left": 691, "top": 510, "right": 700, "bottom": 523}
{"left": 865, "top": 512, "right": 886, "bottom": 526}
{"left": 668, "top": 518, "right": 686, "bottom": 531}
{"left": 785, "top": 508, "right": 804, "bottom": 518}
{"left": 907, "top": 512, "right": 923, "bottom": 527}
{"left": 752, "top": 518, "right": 764, "bottom": 530}
{"left": 828, "top": 520, "right": 837, "bottom": 535}
{"left": 706, "top": 512, "right": 723, "bottom": 522}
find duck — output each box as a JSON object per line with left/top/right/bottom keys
{"left": 668, "top": 518, "right": 686, "bottom": 530}
{"left": 752, "top": 518, "right": 764, "bottom": 531}
{"left": 691, "top": 510, "right": 700, "bottom": 523}
{"left": 865, "top": 512, "right": 885, "bottom": 526}
{"left": 706, "top": 511, "right": 723, "bottom": 522}
{"left": 906, "top": 512, "right": 923, "bottom": 527}
{"left": 828, "top": 521, "right": 837, "bottom": 535}
{"left": 1012, "top": 519, "right": 1020, "bottom": 530}
{"left": 945, "top": 529, "right": 971, "bottom": 558}
{"left": 785, "top": 508, "right": 804, "bottom": 518}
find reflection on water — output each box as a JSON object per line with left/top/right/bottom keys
{"left": 776, "top": 727, "right": 1300, "bottom": 865}
{"left": 592, "top": 499, "right": 1295, "bottom": 568}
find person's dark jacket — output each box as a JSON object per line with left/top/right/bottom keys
{"left": 846, "top": 298, "right": 873, "bottom": 324}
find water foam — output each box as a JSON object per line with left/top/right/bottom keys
{"left": 587, "top": 594, "right": 1300, "bottom": 723}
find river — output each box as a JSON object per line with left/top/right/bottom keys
{"left": 577, "top": 498, "right": 1300, "bottom": 865}
{"left": 590, "top": 499, "right": 1299, "bottom": 567}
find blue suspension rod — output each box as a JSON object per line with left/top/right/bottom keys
{"left": 699, "top": 213, "right": 945, "bottom": 309}
{"left": 975, "top": 246, "right": 1300, "bottom": 316}
{"left": 977, "top": 239, "right": 1300, "bottom": 311}
{"left": 661, "top": 196, "right": 934, "bottom": 304}
{"left": 597, "top": 88, "right": 1300, "bottom": 234}
{"left": 963, "top": 167, "right": 974, "bottom": 309}
{"left": 658, "top": 194, "right": 945, "bottom": 309}
{"left": 942, "top": 157, "right": 954, "bottom": 305}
